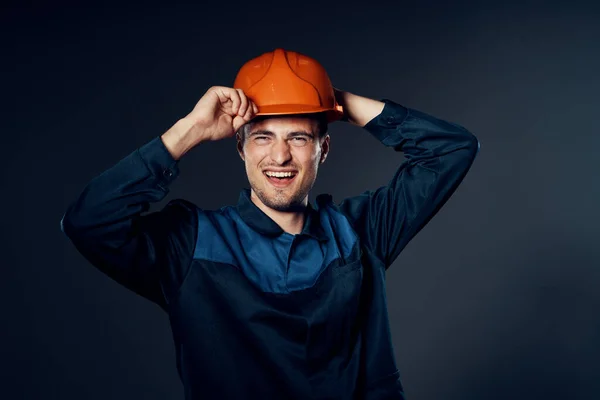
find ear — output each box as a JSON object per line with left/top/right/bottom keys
{"left": 236, "top": 133, "right": 245, "bottom": 161}
{"left": 319, "top": 134, "right": 330, "bottom": 164}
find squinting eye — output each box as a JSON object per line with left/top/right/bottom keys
{"left": 291, "top": 137, "right": 308, "bottom": 144}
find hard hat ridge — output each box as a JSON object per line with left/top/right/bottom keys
{"left": 233, "top": 48, "right": 344, "bottom": 123}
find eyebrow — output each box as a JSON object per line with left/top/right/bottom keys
{"left": 248, "top": 130, "right": 315, "bottom": 139}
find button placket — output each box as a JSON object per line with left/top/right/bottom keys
{"left": 285, "top": 235, "right": 306, "bottom": 291}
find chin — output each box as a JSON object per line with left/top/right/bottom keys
{"left": 261, "top": 195, "right": 303, "bottom": 212}
{"left": 254, "top": 187, "right": 307, "bottom": 212}
{"left": 268, "top": 201, "right": 306, "bottom": 212}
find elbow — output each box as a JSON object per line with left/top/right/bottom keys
{"left": 445, "top": 119, "right": 480, "bottom": 158}
{"left": 457, "top": 126, "right": 480, "bottom": 159}
{"left": 459, "top": 133, "right": 480, "bottom": 173}
{"left": 60, "top": 205, "right": 84, "bottom": 238}
{"left": 446, "top": 129, "right": 480, "bottom": 169}
{"left": 60, "top": 210, "right": 75, "bottom": 237}
{"left": 467, "top": 133, "right": 480, "bottom": 158}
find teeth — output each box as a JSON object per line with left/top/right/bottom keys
{"left": 265, "top": 171, "right": 295, "bottom": 178}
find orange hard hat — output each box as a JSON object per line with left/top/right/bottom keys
{"left": 233, "top": 48, "right": 344, "bottom": 123}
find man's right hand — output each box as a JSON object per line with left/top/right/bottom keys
{"left": 161, "top": 86, "right": 258, "bottom": 160}
{"left": 185, "top": 86, "right": 258, "bottom": 142}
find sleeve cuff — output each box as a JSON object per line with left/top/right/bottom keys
{"left": 363, "top": 99, "right": 410, "bottom": 147}
{"left": 137, "top": 136, "right": 180, "bottom": 187}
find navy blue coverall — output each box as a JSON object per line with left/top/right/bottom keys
{"left": 61, "top": 99, "right": 479, "bottom": 399}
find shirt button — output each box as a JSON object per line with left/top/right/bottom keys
{"left": 163, "top": 169, "right": 173, "bottom": 178}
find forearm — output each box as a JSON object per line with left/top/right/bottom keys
{"left": 337, "top": 90, "right": 478, "bottom": 157}
{"left": 161, "top": 117, "right": 205, "bottom": 160}
{"left": 61, "top": 136, "right": 179, "bottom": 242}
{"left": 335, "top": 90, "right": 385, "bottom": 127}
{"left": 365, "top": 100, "right": 479, "bottom": 160}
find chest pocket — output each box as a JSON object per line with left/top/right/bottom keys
{"left": 295, "top": 246, "right": 364, "bottom": 369}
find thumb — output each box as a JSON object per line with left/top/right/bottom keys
{"left": 232, "top": 115, "right": 247, "bottom": 132}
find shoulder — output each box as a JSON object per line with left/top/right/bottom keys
{"left": 163, "top": 198, "right": 235, "bottom": 218}
{"left": 158, "top": 199, "right": 240, "bottom": 235}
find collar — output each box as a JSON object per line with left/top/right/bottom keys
{"left": 236, "top": 188, "right": 329, "bottom": 242}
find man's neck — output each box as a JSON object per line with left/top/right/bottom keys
{"left": 250, "top": 190, "right": 307, "bottom": 235}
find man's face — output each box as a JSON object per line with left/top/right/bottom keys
{"left": 237, "top": 116, "right": 329, "bottom": 212}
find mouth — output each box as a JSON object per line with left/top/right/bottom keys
{"left": 263, "top": 171, "right": 298, "bottom": 188}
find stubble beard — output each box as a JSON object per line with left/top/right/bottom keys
{"left": 251, "top": 178, "right": 312, "bottom": 212}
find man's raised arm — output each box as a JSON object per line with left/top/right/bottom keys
{"left": 60, "top": 86, "right": 258, "bottom": 307}
{"left": 335, "top": 89, "right": 480, "bottom": 268}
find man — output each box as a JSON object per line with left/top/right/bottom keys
{"left": 61, "top": 48, "right": 479, "bottom": 399}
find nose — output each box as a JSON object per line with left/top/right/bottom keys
{"left": 270, "top": 138, "right": 292, "bottom": 165}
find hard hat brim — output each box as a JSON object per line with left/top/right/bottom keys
{"left": 255, "top": 104, "right": 344, "bottom": 123}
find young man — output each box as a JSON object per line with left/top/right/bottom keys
{"left": 61, "top": 48, "right": 479, "bottom": 399}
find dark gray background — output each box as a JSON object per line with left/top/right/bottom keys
{"left": 2, "top": 1, "right": 599, "bottom": 399}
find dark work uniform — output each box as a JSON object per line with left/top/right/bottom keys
{"left": 61, "top": 99, "right": 479, "bottom": 399}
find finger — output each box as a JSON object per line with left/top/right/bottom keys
{"left": 232, "top": 115, "right": 247, "bottom": 132}
{"left": 252, "top": 102, "right": 258, "bottom": 114}
{"left": 236, "top": 88, "right": 248, "bottom": 116}
{"left": 225, "top": 87, "right": 241, "bottom": 115}
{"left": 211, "top": 86, "right": 229, "bottom": 103}
{"left": 242, "top": 101, "right": 255, "bottom": 121}
{"left": 212, "top": 87, "right": 237, "bottom": 114}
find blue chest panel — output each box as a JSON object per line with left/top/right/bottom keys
{"left": 192, "top": 205, "right": 359, "bottom": 293}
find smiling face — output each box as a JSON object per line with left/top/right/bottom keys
{"left": 236, "top": 114, "right": 330, "bottom": 212}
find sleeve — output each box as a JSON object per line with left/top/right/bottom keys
{"left": 337, "top": 99, "right": 480, "bottom": 269}
{"left": 60, "top": 136, "right": 198, "bottom": 309}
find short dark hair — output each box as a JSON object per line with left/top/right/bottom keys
{"left": 237, "top": 112, "right": 328, "bottom": 142}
